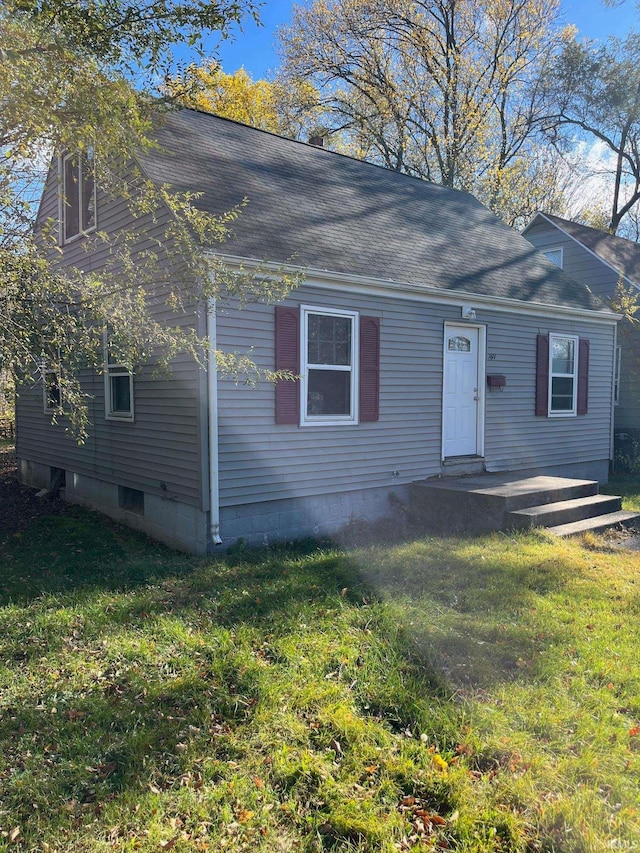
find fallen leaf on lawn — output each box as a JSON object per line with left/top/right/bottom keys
{"left": 365, "top": 764, "right": 378, "bottom": 774}
{"left": 431, "top": 754, "right": 448, "bottom": 772}
{"left": 253, "top": 776, "right": 265, "bottom": 788}
{"left": 160, "top": 835, "right": 179, "bottom": 850}
{"left": 629, "top": 726, "right": 640, "bottom": 737}
{"left": 149, "top": 783, "right": 163, "bottom": 794}
{"left": 9, "top": 827, "right": 21, "bottom": 843}
{"left": 237, "top": 809, "right": 254, "bottom": 823}
{"left": 97, "top": 760, "right": 118, "bottom": 778}
{"left": 66, "top": 709, "right": 86, "bottom": 721}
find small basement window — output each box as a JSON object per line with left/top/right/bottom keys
{"left": 118, "top": 485, "right": 144, "bottom": 515}
{"left": 49, "top": 467, "right": 66, "bottom": 494}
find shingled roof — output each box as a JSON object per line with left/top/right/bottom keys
{"left": 140, "top": 109, "right": 609, "bottom": 314}
{"left": 526, "top": 212, "right": 640, "bottom": 288}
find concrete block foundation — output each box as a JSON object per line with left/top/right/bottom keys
{"left": 19, "top": 460, "right": 209, "bottom": 554}
{"left": 218, "top": 485, "right": 411, "bottom": 549}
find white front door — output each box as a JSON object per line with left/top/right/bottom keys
{"left": 443, "top": 325, "right": 482, "bottom": 458}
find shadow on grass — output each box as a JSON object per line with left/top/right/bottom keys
{"left": 0, "top": 509, "right": 579, "bottom": 693}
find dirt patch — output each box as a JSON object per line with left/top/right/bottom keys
{"left": 0, "top": 446, "right": 69, "bottom": 543}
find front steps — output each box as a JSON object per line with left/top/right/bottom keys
{"left": 410, "top": 473, "right": 640, "bottom": 537}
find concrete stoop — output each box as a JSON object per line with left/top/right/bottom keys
{"left": 410, "top": 473, "right": 640, "bottom": 537}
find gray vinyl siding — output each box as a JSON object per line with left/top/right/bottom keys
{"left": 524, "top": 220, "right": 640, "bottom": 431}
{"left": 17, "top": 162, "right": 206, "bottom": 508}
{"left": 615, "top": 324, "right": 640, "bottom": 431}
{"left": 215, "top": 284, "right": 615, "bottom": 508}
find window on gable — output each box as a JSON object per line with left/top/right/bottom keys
{"left": 302, "top": 307, "right": 358, "bottom": 424}
{"left": 542, "top": 247, "right": 563, "bottom": 268}
{"left": 104, "top": 340, "right": 134, "bottom": 421}
{"left": 62, "top": 150, "right": 96, "bottom": 242}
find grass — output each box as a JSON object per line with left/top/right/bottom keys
{"left": 1, "top": 501, "right": 640, "bottom": 851}
{"left": 605, "top": 472, "right": 640, "bottom": 513}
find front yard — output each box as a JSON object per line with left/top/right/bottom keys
{"left": 1, "top": 454, "right": 639, "bottom": 852}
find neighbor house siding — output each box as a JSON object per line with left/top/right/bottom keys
{"left": 524, "top": 220, "right": 621, "bottom": 299}
{"left": 215, "top": 283, "right": 615, "bottom": 509}
{"left": 16, "top": 163, "right": 206, "bottom": 509}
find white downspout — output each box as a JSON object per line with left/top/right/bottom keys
{"left": 611, "top": 322, "right": 618, "bottom": 466}
{"left": 207, "top": 299, "right": 222, "bottom": 545}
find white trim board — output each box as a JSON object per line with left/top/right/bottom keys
{"left": 207, "top": 251, "right": 621, "bottom": 325}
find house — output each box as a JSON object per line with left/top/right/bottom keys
{"left": 523, "top": 212, "right": 640, "bottom": 450}
{"left": 16, "top": 110, "right": 621, "bottom": 552}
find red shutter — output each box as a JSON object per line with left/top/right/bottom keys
{"left": 359, "top": 316, "right": 380, "bottom": 422}
{"left": 577, "top": 338, "right": 589, "bottom": 415}
{"left": 275, "top": 306, "right": 299, "bottom": 424}
{"left": 535, "top": 334, "right": 549, "bottom": 416}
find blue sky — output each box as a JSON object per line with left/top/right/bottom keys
{"left": 208, "top": 0, "right": 637, "bottom": 79}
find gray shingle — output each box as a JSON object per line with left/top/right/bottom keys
{"left": 140, "top": 109, "right": 607, "bottom": 313}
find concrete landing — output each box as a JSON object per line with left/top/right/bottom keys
{"left": 410, "top": 472, "right": 639, "bottom": 536}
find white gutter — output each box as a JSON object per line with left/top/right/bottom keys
{"left": 207, "top": 299, "right": 222, "bottom": 546}
{"left": 204, "top": 251, "right": 621, "bottom": 325}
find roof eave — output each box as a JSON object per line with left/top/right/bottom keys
{"left": 207, "top": 251, "right": 621, "bottom": 323}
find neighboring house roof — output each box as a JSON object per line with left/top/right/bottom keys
{"left": 524, "top": 212, "right": 640, "bottom": 289}
{"left": 140, "top": 109, "right": 608, "bottom": 314}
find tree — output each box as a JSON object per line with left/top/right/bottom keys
{"left": 541, "top": 33, "right": 640, "bottom": 234}
{"left": 1, "top": 1, "right": 296, "bottom": 439}
{"left": 165, "top": 63, "right": 323, "bottom": 139}
{"left": 278, "top": 0, "right": 568, "bottom": 226}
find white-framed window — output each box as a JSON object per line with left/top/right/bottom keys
{"left": 61, "top": 149, "right": 96, "bottom": 243}
{"left": 300, "top": 306, "right": 359, "bottom": 426}
{"left": 542, "top": 247, "right": 563, "bottom": 268}
{"left": 614, "top": 345, "right": 622, "bottom": 405}
{"left": 548, "top": 333, "right": 579, "bottom": 416}
{"left": 104, "top": 342, "right": 134, "bottom": 421}
{"left": 42, "top": 367, "right": 61, "bottom": 413}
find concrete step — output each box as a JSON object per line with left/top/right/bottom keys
{"left": 547, "top": 510, "right": 640, "bottom": 538}
{"left": 508, "top": 494, "right": 623, "bottom": 530}
{"left": 410, "top": 475, "right": 601, "bottom": 533}
{"left": 441, "top": 456, "right": 485, "bottom": 477}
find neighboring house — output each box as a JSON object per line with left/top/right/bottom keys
{"left": 523, "top": 212, "right": 640, "bottom": 437}
{"left": 16, "top": 110, "right": 620, "bottom": 552}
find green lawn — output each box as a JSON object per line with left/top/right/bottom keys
{"left": 1, "top": 502, "right": 639, "bottom": 851}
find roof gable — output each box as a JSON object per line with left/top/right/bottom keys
{"left": 139, "top": 110, "right": 608, "bottom": 314}
{"left": 524, "top": 212, "right": 640, "bottom": 289}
